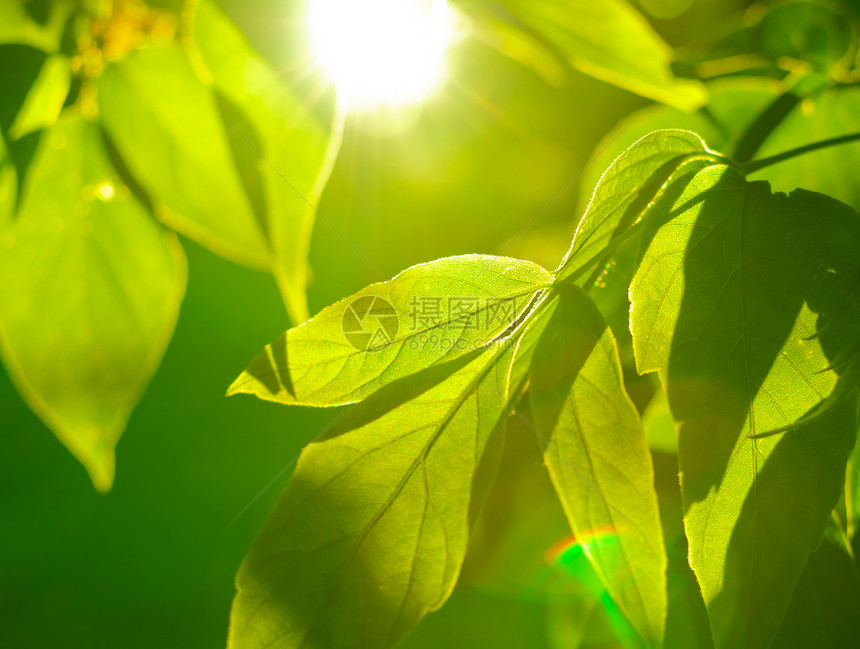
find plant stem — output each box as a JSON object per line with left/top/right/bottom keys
{"left": 276, "top": 100, "right": 348, "bottom": 325}
{"left": 731, "top": 90, "right": 803, "bottom": 163}
{"left": 846, "top": 455, "right": 855, "bottom": 543}
{"left": 740, "top": 132, "right": 860, "bottom": 175}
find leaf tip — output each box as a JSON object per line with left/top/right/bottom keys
{"left": 82, "top": 448, "right": 116, "bottom": 493}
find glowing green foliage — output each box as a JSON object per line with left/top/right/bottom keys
{"left": 630, "top": 165, "right": 860, "bottom": 648}
{"left": 189, "top": 0, "right": 333, "bottom": 322}
{"left": 528, "top": 285, "right": 667, "bottom": 647}
{"left": 8, "top": 54, "right": 69, "bottom": 140}
{"left": 98, "top": 44, "right": 270, "bottom": 269}
{"left": 229, "top": 344, "right": 519, "bottom": 649}
{"left": 557, "top": 129, "right": 712, "bottom": 283}
{"left": 0, "top": 117, "right": 186, "bottom": 490}
{"left": 456, "top": 0, "right": 706, "bottom": 108}
{"left": 228, "top": 255, "right": 552, "bottom": 407}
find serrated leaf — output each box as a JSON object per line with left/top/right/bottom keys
{"left": 189, "top": 0, "right": 332, "bottom": 322}
{"left": 98, "top": 43, "right": 270, "bottom": 269}
{"left": 229, "top": 343, "right": 518, "bottom": 649}
{"left": 629, "top": 165, "right": 860, "bottom": 648}
{"left": 229, "top": 255, "right": 552, "bottom": 407}
{"left": 456, "top": 0, "right": 706, "bottom": 109}
{"left": 557, "top": 129, "right": 712, "bottom": 283}
{"left": 8, "top": 54, "right": 70, "bottom": 140}
{"left": 0, "top": 116, "right": 186, "bottom": 491}
{"left": 527, "top": 285, "right": 667, "bottom": 647}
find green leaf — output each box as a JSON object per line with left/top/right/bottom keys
{"left": 8, "top": 54, "right": 70, "bottom": 140}
{"left": 556, "top": 129, "right": 712, "bottom": 283}
{"left": 189, "top": 0, "right": 333, "bottom": 323}
{"left": 575, "top": 78, "right": 784, "bottom": 213}
{"left": 0, "top": 0, "right": 72, "bottom": 52}
{"left": 456, "top": 0, "right": 706, "bottom": 109}
{"left": 0, "top": 116, "right": 186, "bottom": 491}
{"left": 850, "top": 416, "right": 860, "bottom": 539}
{"left": 98, "top": 43, "right": 270, "bottom": 269}
{"left": 772, "top": 536, "right": 860, "bottom": 648}
{"left": 642, "top": 386, "right": 677, "bottom": 454}
{"left": 638, "top": 0, "right": 694, "bottom": 20}
{"left": 754, "top": 1, "right": 853, "bottom": 74}
{"left": 527, "top": 285, "right": 667, "bottom": 647}
{"left": 229, "top": 343, "right": 519, "bottom": 649}
{"left": 752, "top": 87, "right": 860, "bottom": 211}
{"left": 0, "top": 136, "right": 14, "bottom": 229}
{"left": 629, "top": 165, "right": 860, "bottom": 648}
{"left": 229, "top": 255, "right": 552, "bottom": 407}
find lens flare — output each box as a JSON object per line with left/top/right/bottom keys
{"left": 546, "top": 528, "right": 640, "bottom": 646}
{"left": 308, "top": 0, "right": 454, "bottom": 110}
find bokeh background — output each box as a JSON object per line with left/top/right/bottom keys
{"left": 2, "top": 1, "right": 747, "bottom": 647}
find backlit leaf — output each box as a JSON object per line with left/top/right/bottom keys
{"left": 0, "top": 0, "right": 71, "bottom": 52}
{"left": 527, "top": 285, "right": 667, "bottom": 647}
{"left": 98, "top": 43, "right": 270, "bottom": 269}
{"left": 457, "top": 0, "right": 707, "bottom": 109}
{"left": 189, "top": 0, "right": 333, "bottom": 322}
{"left": 229, "top": 343, "right": 518, "bottom": 649}
{"left": 0, "top": 116, "right": 186, "bottom": 490}
{"left": 630, "top": 165, "right": 860, "bottom": 648}
{"left": 229, "top": 255, "right": 552, "bottom": 407}
{"left": 8, "top": 54, "right": 70, "bottom": 140}
{"left": 557, "top": 129, "right": 712, "bottom": 283}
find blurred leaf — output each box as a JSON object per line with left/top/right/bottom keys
{"left": 557, "top": 129, "right": 712, "bottom": 283}
{"left": 229, "top": 255, "right": 552, "bottom": 407}
{"left": 463, "top": 415, "right": 574, "bottom": 598}
{"left": 0, "top": 136, "right": 15, "bottom": 228}
{"left": 189, "top": 0, "right": 333, "bottom": 323}
{"left": 772, "top": 536, "right": 860, "bottom": 648}
{"left": 401, "top": 585, "right": 554, "bottom": 649}
{"left": 850, "top": 411, "right": 860, "bottom": 539}
{"left": 8, "top": 54, "right": 70, "bottom": 140}
{"left": 754, "top": 1, "right": 853, "bottom": 74}
{"left": 528, "top": 285, "right": 667, "bottom": 648}
{"left": 457, "top": 0, "right": 707, "bottom": 109}
{"left": 630, "top": 165, "right": 860, "bottom": 648}
{"left": 752, "top": 86, "right": 860, "bottom": 210}
{"left": 576, "top": 78, "right": 784, "bottom": 211}
{"left": 229, "top": 344, "right": 518, "bottom": 649}
{"left": 0, "top": 0, "right": 72, "bottom": 52}
{"left": 0, "top": 116, "right": 186, "bottom": 490}
{"left": 678, "top": 1, "right": 855, "bottom": 80}
{"left": 98, "top": 43, "right": 270, "bottom": 269}
{"left": 638, "top": 0, "right": 694, "bottom": 20}
{"left": 642, "top": 386, "right": 677, "bottom": 454}
{"left": 460, "top": 3, "right": 569, "bottom": 86}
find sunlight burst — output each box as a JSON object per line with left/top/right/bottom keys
{"left": 308, "top": 0, "right": 454, "bottom": 110}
